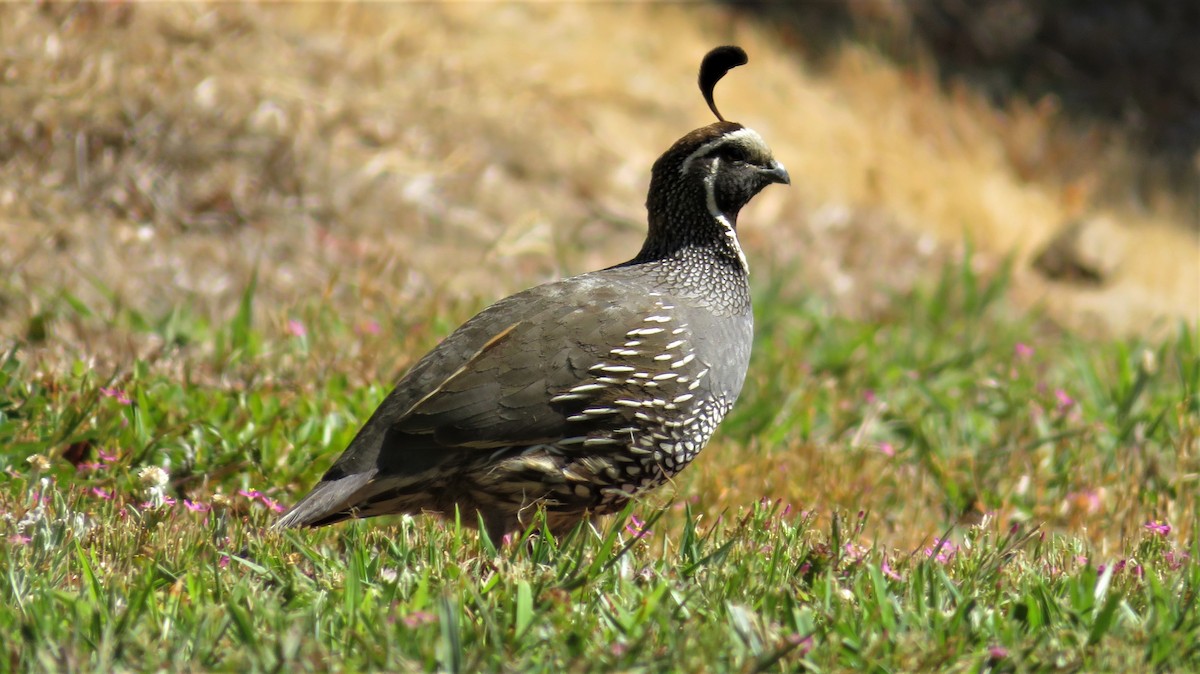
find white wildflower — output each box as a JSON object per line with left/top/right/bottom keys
{"left": 139, "top": 466, "right": 169, "bottom": 488}
{"left": 26, "top": 454, "right": 51, "bottom": 472}
{"left": 138, "top": 466, "right": 171, "bottom": 507}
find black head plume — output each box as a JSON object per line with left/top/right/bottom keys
{"left": 698, "top": 45, "right": 748, "bottom": 122}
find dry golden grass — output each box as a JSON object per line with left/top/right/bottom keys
{"left": 2, "top": 3, "right": 1194, "bottom": 380}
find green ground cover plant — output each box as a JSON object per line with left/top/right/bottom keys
{"left": 1, "top": 259, "right": 1196, "bottom": 672}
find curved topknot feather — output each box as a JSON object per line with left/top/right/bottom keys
{"left": 698, "top": 45, "right": 748, "bottom": 122}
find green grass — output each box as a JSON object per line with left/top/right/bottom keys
{"left": 1, "top": 259, "right": 1197, "bottom": 672}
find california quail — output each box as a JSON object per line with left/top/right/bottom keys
{"left": 275, "top": 46, "right": 789, "bottom": 542}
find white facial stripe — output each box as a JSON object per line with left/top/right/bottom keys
{"left": 703, "top": 158, "right": 749, "bottom": 271}
{"left": 679, "top": 127, "right": 767, "bottom": 176}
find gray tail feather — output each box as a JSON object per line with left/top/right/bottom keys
{"left": 273, "top": 472, "right": 374, "bottom": 529}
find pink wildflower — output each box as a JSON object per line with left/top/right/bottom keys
{"left": 843, "top": 542, "right": 868, "bottom": 563}
{"left": 286, "top": 319, "right": 306, "bottom": 337}
{"left": 91, "top": 487, "right": 113, "bottom": 500}
{"left": 1014, "top": 343, "right": 1033, "bottom": 359}
{"left": 239, "top": 489, "right": 285, "bottom": 512}
{"left": 1054, "top": 389, "right": 1075, "bottom": 411}
{"left": 863, "top": 389, "right": 877, "bottom": 404}
{"left": 1065, "top": 489, "right": 1102, "bottom": 515}
{"left": 879, "top": 442, "right": 896, "bottom": 457}
{"left": 402, "top": 611, "right": 437, "bottom": 628}
{"left": 1144, "top": 520, "right": 1171, "bottom": 536}
{"left": 98, "top": 449, "right": 118, "bottom": 463}
{"left": 988, "top": 646, "right": 1009, "bottom": 659}
{"left": 219, "top": 555, "right": 230, "bottom": 569}
{"left": 99, "top": 387, "right": 131, "bottom": 405}
{"left": 882, "top": 561, "right": 901, "bottom": 580}
{"left": 358, "top": 320, "right": 382, "bottom": 335}
{"left": 625, "top": 514, "right": 652, "bottom": 539}
{"left": 184, "top": 499, "right": 211, "bottom": 513}
{"left": 924, "top": 538, "right": 957, "bottom": 564}
{"left": 8, "top": 534, "right": 31, "bottom": 545}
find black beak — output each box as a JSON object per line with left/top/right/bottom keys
{"left": 763, "top": 160, "right": 790, "bottom": 186}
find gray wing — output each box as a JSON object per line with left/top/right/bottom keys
{"left": 274, "top": 272, "right": 686, "bottom": 527}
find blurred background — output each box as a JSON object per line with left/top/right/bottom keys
{"left": 2, "top": 1, "right": 1197, "bottom": 373}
